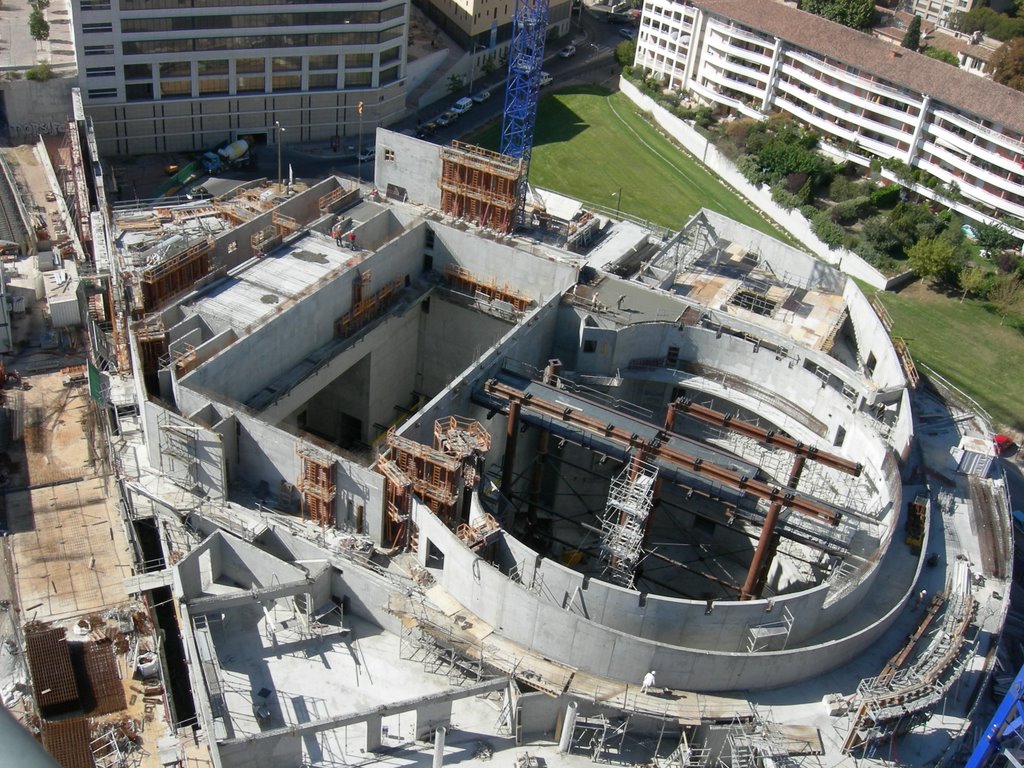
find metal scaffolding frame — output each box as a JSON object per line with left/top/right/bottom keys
{"left": 599, "top": 457, "right": 658, "bottom": 589}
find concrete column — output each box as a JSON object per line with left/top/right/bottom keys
{"left": 558, "top": 701, "right": 578, "bottom": 754}
{"left": 365, "top": 715, "right": 383, "bottom": 752}
{"left": 415, "top": 700, "right": 452, "bottom": 739}
{"left": 433, "top": 726, "right": 447, "bottom": 768}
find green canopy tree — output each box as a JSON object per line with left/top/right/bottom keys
{"left": 29, "top": 9, "right": 49, "bottom": 41}
{"left": 902, "top": 15, "right": 922, "bottom": 51}
{"left": 907, "top": 235, "right": 964, "bottom": 285}
{"left": 990, "top": 38, "right": 1024, "bottom": 92}
{"left": 802, "top": 0, "right": 875, "bottom": 31}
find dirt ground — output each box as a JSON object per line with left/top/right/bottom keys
{"left": 0, "top": 141, "right": 201, "bottom": 767}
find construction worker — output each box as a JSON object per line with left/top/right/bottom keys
{"left": 347, "top": 230, "right": 357, "bottom": 250}
{"left": 641, "top": 670, "right": 656, "bottom": 694}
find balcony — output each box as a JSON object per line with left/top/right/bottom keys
{"left": 691, "top": 80, "right": 763, "bottom": 120}
{"left": 924, "top": 122, "right": 1024, "bottom": 180}
{"left": 914, "top": 158, "right": 1024, "bottom": 220}
{"left": 931, "top": 107, "right": 1024, "bottom": 160}
{"left": 701, "top": 62, "right": 768, "bottom": 101}
{"left": 710, "top": 18, "right": 773, "bottom": 49}
{"left": 775, "top": 80, "right": 913, "bottom": 146}
{"left": 703, "top": 52, "right": 768, "bottom": 90}
{"left": 785, "top": 49, "right": 922, "bottom": 108}
{"left": 921, "top": 139, "right": 1024, "bottom": 199}
{"left": 706, "top": 34, "right": 774, "bottom": 70}
{"left": 778, "top": 63, "right": 919, "bottom": 128}
{"left": 774, "top": 95, "right": 899, "bottom": 159}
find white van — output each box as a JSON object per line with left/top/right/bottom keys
{"left": 451, "top": 97, "right": 474, "bottom": 115}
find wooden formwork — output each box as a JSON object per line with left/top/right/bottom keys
{"left": 438, "top": 142, "right": 522, "bottom": 233}
{"left": 297, "top": 447, "right": 337, "bottom": 527}
{"left": 443, "top": 263, "right": 531, "bottom": 312}
{"left": 138, "top": 237, "right": 213, "bottom": 311}
{"left": 334, "top": 277, "right": 401, "bottom": 338}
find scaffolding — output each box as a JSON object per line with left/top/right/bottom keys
{"left": 334, "top": 269, "right": 402, "bottom": 338}
{"left": 157, "top": 411, "right": 199, "bottom": 491}
{"left": 439, "top": 142, "right": 523, "bottom": 233}
{"left": 398, "top": 598, "right": 489, "bottom": 684}
{"left": 444, "top": 264, "right": 532, "bottom": 313}
{"left": 297, "top": 444, "right": 337, "bottom": 527}
{"left": 599, "top": 457, "right": 658, "bottom": 589}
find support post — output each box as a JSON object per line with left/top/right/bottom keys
{"left": 526, "top": 360, "right": 560, "bottom": 527}
{"left": 433, "top": 726, "right": 447, "bottom": 768}
{"left": 740, "top": 454, "right": 807, "bottom": 600}
{"left": 500, "top": 399, "right": 521, "bottom": 498}
{"left": 365, "top": 715, "right": 382, "bottom": 752}
{"left": 558, "top": 701, "right": 578, "bottom": 753}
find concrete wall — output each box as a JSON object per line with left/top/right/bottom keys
{"left": 142, "top": 399, "right": 226, "bottom": 500}
{"left": 412, "top": 495, "right": 905, "bottom": 691}
{"left": 180, "top": 224, "right": 423, "bottom": 406}
{"left": 418, "top": 297, "right": 515, "bottom": 395}
{"left": 1, "top": 76, "right": 76, "bottom": 140}
{"left": 373, "top": 128, "right": 443, "bottom": 208}
{"left": 620, "top": 79, "right": 902, "bottom": 290}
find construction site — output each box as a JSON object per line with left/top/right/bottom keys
{"left": 0, "top": 92, "right": 1015, "bottom": 768}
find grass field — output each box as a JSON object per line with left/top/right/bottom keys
{"left": 469, "top": 86, "right": 795, "bottom": 242}
{"left": 875, "top": 282, "right": 1024, "bottom": 430}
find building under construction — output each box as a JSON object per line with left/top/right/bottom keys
{"left": 56, "top": 118, "right": 1013, "bottom": 768}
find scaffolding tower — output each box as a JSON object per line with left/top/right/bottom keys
{"left": 599, "top": 457, "right": 658, "bottom": 588}
{"left": 297, "top": 443, "right": 337, "bottom": 527}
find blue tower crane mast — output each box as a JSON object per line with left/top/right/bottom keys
{"left": 965, "top": 662, "right": 1024, "bottom": 768}
{"left": 499, "top": 0, "right": 550, "bottom": 218}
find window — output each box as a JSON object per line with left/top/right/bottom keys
{"left": 85, "top": 66, "right": 116, "bottom": 78}
{"left": 272, "top": 56, "right": 301, "bottom": 72}
{"left": 582, "top": 339, "right": 597, "bottom": 353}
{"left": 346, "top": 71, "right": 372, "bottom": 87}
{"left": 160, "top": 80, "right": 191, "bottom": 98}
{"left": 82, "top": 22, "right": 113, "bottom": 33}
{"left": 88, "top": 88, "right": 118, "bottom": 99}
{"left": 383, "top": 148, "right": 395, "bottom": 161}
{"left": 84, "top": 45, "right": 114, "bottom": 56}
{"left": 379, "top": 65, "right": 399, "bottom": 85}
{"left": 79, "top": 0, "right": 111, "bottom": 9}
{"left": 236, "top": 58, "right": 264, "bottom": 73}
{"left": 125, "top": 83, "right": 153, "bottom": 101}
{"left": 380, "top": 46, "right": 401, "bottom": 65}
{"left": 833, "top": 425, "right": 846, "bottom": 447}
{"left": 308, "top": 73, "right": 337, "bottom": 90}
{"left": 236, "top": 75, "right": 265, "bottom": 92}
{"left": 160, "top": 61, "right": 190, "bottom": 78}
{"left": 345, "top": 53, "right": 373, "bottom": 68}
{"left": 124, "top": 64, "right": 152, "bottom": 80}
{"left": 271, "top": 74, "right": 301, "bottom": 91}
{"left": 199, "top": 78, "right": 229, "bottom": 94}
{"left": 308, "top": 54, "right": 338, "bottom": 70}
{"left": 198, "top": 60, "right": 229, "bottom": 75}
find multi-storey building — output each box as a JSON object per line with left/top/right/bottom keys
{"left": 635, "top": 0, "right": 1024, "bottom": 226}
{"left": 419, "top": 0, "right": 572, "bottom": 52}
{"left": 906, "top": 0, "right": 1012, "bottom": 27}
{"left": 70, "top": 0, "right": 410, "bottom": 155}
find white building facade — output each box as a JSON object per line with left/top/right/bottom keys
{"left": 70, "top": 0, "right": 410, "bottom": 155}
{"left": 635, "top": 0, "right": 1024, "bottom": 227}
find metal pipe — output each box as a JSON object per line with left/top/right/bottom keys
{"left": 433, "top": 726, "right": 447, "bottom": 768}
{"left": 558, "top": 701, "right": 578, "bottom": 753}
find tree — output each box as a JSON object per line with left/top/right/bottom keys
{"left": 924, "top": 47, "right": 959, "bottom": 65}
{"left": 976, "top": 221, "right": 1017, "bottom": 252}
{"left": 990, "top": 39, "right": 1024, "bottom": 92}
{"left": 445, "top": 74, "right": 465, "bottom": 94}
{"left": 989, "top": 276, "right": 1024, "bottom": 324}
{"left": 959, "top": 265, "right": 987, "bottom": 302}
{"left": 802, "top": 0, "right": 875, "bottom": 31}
{"left": 615, "top": 40, "right": 636, "bottom": 67}
{"left": 29, "top": 9, "right": 49, "bottom": 41}
{"left": 907, "top": 235, "right": 964, "bottom": 284}
{"left": 902, "top": 15, "right": 922, "bottom": 51}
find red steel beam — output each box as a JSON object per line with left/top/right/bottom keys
{"left": 671, "top": 399, "right": 862, "bottom": 476}
{"left": 485, "top": 381, "right": 841, "bottom": 526}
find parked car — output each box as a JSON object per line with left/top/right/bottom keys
{"left": 471, "top": 89, "right": 491, "bottom": 103}
{"left": 417, "top": 121, "right": 437, "bottom": 138}
{"left": 435, "top": 110, "right": 459, "bottom": 127}
{"left": 539, "top": 71, "right": 553, "bottom": 86}
{"left": 357, "top": 146, "right": 375, "bottom": 162}
{"left": 618, "top": 27, "right": 636, "bottom": 39}
{"left": 451, "top": 96, "right": 474, "bottom": 115}
{"left": 558, "top": 44, "right": 576, "bottom": 59}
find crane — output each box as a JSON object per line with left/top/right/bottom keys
{"left": 965, "top": 663, "right": 1024, "bottom": 768}
{"left": 499, "top": 0, "right": 550, "bottom": 219}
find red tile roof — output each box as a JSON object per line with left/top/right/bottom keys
{"left": 689, "top": 0, "right": 1024, "bottom": 134}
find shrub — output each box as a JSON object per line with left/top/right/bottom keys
{"left": 799, "top": 205, "right": 819, "bottom": 220}
{"left": 812, "top": 211, "right": 845, "bottom": 249}
{"left": 829, "top": 195, "right": 873, "bottom": 225}
{"left": 694, "top": 106, "right": 714, "bottom": 128}
{"left": 869, "top": 184, "right": 901, "bottom": 209}
{"left": 996, "top": 251, "right": 1020, "bottom": 274}
{"left": 771, "top": 185, "right": 802, "bottom": 210}
{"left": 25, "top": 62, "right": 53, "bottom": 81}
{"left": 828, "top": 174, "right": 862, "bottom": 202}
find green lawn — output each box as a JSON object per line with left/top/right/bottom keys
{"left": 468, "top": 86, "right": 796, "bottom": 242}
{"left": 875, "top": 283, "right": 1024, "bottom": 431}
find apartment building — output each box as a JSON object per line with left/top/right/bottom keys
{"left": 419, "top": 0, "right": 573, "bottom": 51}
{"left": 635, "top": 0, "right": 1024, "bottom": 225}
{"left": 906, "top": 0, "right": 1012, "bottom": 27}
{"left": 70, "top": 0, "right": 410, "bottom": 155}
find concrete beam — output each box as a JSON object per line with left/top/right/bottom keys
{"left": 184, "top": 578, "right": 314, "bottom": 613}
{"left": 219, "top": 677, "right": 510, "bottom": 746}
